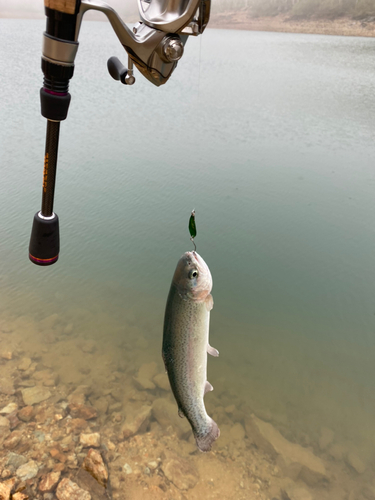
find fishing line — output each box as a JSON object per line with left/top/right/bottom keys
{"left": 197, "top": 34, "right": 202, "bottom": 101}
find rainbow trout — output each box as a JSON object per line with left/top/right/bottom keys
{"left": 162, "top": 251, "right": 220, "bottom": 452}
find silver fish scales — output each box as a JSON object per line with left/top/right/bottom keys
{"left": 162, "top": 251, "right": 220, "bottom": 452}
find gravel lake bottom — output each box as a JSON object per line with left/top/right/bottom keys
{"left": 0, "top": 297, "right": 374, "bottom": 500}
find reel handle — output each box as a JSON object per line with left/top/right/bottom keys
{"left": 107, "top": 57, "right": 135, "bottom": 85}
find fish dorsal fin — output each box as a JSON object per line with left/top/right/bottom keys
{"left": 207, "top": 344, "right": 219, "bottom": 357}
{"left": 205, "top": 294, "right": 214, "bottom": 311}
{"left": 204, "top": 381, "right": 214, "bottom": 395}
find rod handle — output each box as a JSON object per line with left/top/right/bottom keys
{"left": 29, "top": 212, "right": 60, "bottom": 266}
{"left": 44, "top": 0, "right": 79, "bottom": 15}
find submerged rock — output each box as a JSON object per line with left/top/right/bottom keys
{"left": 75, "top": 469, "right": 107, "bottom": 500}
{"left": 21, "top": 386, "right": 51, "bottom": 406}
{"left": 0, "top": 416, "right": 10, "bottom": 440}
{"left": 11, "top": 493, "right": 28, "bottom": 500}
{"left": 39, "top": 471, "right": 61, "bottom": 493}
{"left": 246, "top": 415, "right": 328, "bottom": 485}
{"left": 56, "top": 478, "right": 91, "bottom": 500}
{"left": 0, "top": 351, "right": 13, "bottom": 360}
{"left": 346, "top": 451, "right": 367, "bottom": 474}
{"left": 328, "top": 443, "right": 347, "bottom": 461}
{"left": 66, "top": 418, "right": 88, "bottom": 434}
{"left": 0, "top": 403, "right": 18, "bottom": 415}
{"left": 121, "top": 405, "right": 152, "bottom": 439}
{"left": 0, "top": 379, "right": 15, "bottom": 396}
{"left": 16, "top": 460, "right": 39, "bottom": 480}
{"left": 133, "top": 362, "right": 158, "bottom": 390}
{"left": 7, "top": 411, "right": 20, "bottom": 430}
{"left": 68, "top": 385, "right": 92, "bottom": 405}
{"left": 79, "top": 341, "right": 97, "bottom": 354}
{"left": 0, "top": 415, "right": 10, "bottom": 430}
{"left": 123, "top": 463, "right": 132, "bottom": 475}
{"left": 50, "top": 448, "right": 67, "bottom": 463}
{"left": 17, "top": 406, "right": 34, "bottom": 422}
{"left": 230, "top": 422, "right": 246, "bottom": 442}
{"left": 152, "top": 398, "right": 190, "bottom": 438}
{"left": 281, "top": 483, "right": 313, "bottom": 500}
{"left": 161, "top": 454, "right": 199, "bottom": 490}
{"left": 82, "top": 449, "right": 108, "bottom": 487}
{"left": 153, "top": 373, "right": 170, "bottom": 391}
{"left": 6, "top": 452, "right": 28, "bottom": 470}
{"left": 68, "top": 404, "right": 97, "bottom": 420}
{"left": 80, "top": 433, "right": 101, "bottom": 448}
{"left": 33, "top": 369, "right": 58, "bottom": 387}
{"left": 0, "top": 478, "right": 16, "bottom": 500}
{"left": 17, "top": 357, "right": 32, "bottom": 371}
{"left": 3, "top": 430, "right": 22, "bottom": 450}
{"left": 92, "top": 397, "right": 108, "bottom": 415}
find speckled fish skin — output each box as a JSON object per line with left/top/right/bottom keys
{"left": 162, "top": 251, "right": 220, "bottom": 452}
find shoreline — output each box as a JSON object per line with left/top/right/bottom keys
{"left": 209, "top": 12, "right": 375, "bottom": 37}
{"left": 1, "top": 12, "right": 375, "bottom": 38}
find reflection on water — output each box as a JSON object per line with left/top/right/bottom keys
{"left": 1, "top": 18, "right": 375, "bottom": 500}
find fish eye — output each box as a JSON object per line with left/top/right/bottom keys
{"left": 188, "top": 269, "right": 199, "bottom": 279}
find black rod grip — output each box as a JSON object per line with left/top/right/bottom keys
{"left": 29, "top": 212, "right": 60, "bottom": 266}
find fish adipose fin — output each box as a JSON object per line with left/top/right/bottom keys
{"left": 205, "top": 294, "right": 214, "bottom": 311}
{"left": 194, "top": 418, "right": 220, "bottom": 452}
{"left": 207, "top": 344, "right": 219, "bottom": 357}
{"left": 204, "top": 381, "right": 213, "bottom": 394}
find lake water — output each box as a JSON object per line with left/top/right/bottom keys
{"left": 0, "top": 18, "right": 375, "bottom": 499}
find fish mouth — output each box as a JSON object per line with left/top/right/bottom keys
{"left": 188, "top": 251, "right": 201, "bottom": 266}
{"left": 190, "top": 252, "right": 208, "bottom": 273}
{"left": 186, "top": 251, "right": 212, "bottom": 284}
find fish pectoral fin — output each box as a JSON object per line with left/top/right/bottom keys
{"left": 204, "top": 381, "right": 214, "bottom": 395}
{"left": 178, "top": 408, "right": 185, "bottom": 418}
{"left": 207, "top": 344, "right": 219, "bottom": 357}
{"left": 205, "top": 294, "right": 214, "bottom": 311}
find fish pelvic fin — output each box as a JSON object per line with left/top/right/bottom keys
{"left": 207, "top": 344, "right": 219, "bottom": 357}
{"left": 204, "top": 381, "right": 213, "bottom": 395}
{"left": 194, "top": 418, "right": 220, "bottom": 452}
{"left": 178, "top": 407, "right": 185, "bottom": 418}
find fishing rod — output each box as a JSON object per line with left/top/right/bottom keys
{"left": 29, "top": 0, "right": 210, "bottom": 266}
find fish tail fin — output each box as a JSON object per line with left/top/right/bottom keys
{"left": 194, "top": 418, "right": 220, "bottom": 452}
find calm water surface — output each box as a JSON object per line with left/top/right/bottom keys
{"left": 1, "top": 18, "right": 375, "bottom": 495}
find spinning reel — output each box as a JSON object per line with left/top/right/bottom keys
{"left": 29, "top": 0, "right": 210, "bottom": 266}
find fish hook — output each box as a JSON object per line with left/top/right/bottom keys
{"left": 190, "top": 236, "right": 197, "bottom": 253}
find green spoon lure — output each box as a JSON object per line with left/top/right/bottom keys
{"left": 189, "top": 210, "right": 197, "bottom": 252}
